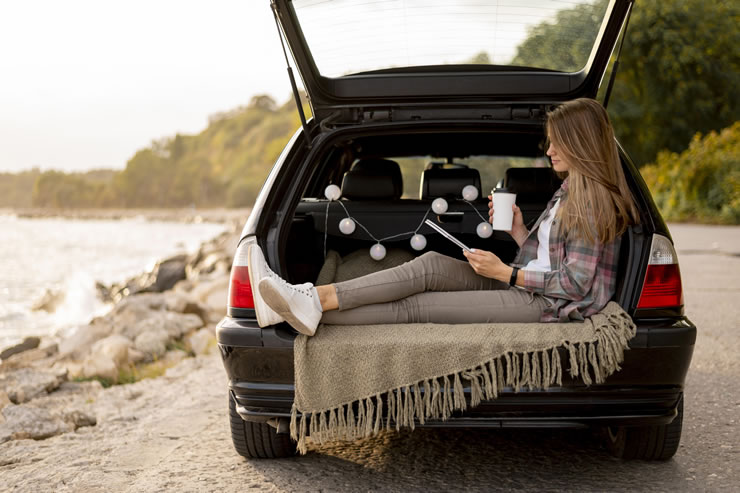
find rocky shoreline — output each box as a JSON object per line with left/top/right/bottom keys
{"left": 0, "top": 219, "right": 242, "bottom": 444}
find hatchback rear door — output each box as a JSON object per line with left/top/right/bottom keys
{"left": 270, "top": 0, "right": 632, "bottom": 122}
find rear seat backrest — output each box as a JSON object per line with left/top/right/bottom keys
{"left": 504, "top": 167, "right": 563, "bottom": 226}
{"left": 503, "top": 167, "right": 562, "bottom": 203}
{"left": 341, "top": 158, "right": 403, "bottom": 200}
{"left": 420, "top": 163, "right": 482, "bottom": 199}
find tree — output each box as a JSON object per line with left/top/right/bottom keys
{"left": 512, "top": 0, "right": 607, "bottom": 72}
{"left": 511, "top": 0, "right": 740, "bottom": 166}
{"left": 609, "top": 0, "right": 740, "bottom": 165}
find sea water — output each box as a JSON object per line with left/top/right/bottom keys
{"left": 0, "top": 213, "right": 228, "bottom": 350}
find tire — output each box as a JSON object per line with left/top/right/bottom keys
{"left": 603, "top": 396, "right": 683, "bottom": 460}
{"left": 229, "top": 394, "right": 297, "bottom": 459}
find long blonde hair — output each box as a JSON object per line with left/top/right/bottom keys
{"left": 546, "top": 98, "right": 640, "bottom": 244}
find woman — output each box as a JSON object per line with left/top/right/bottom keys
{"left": 251, "top": 98, "right": 640, "bottom": 335}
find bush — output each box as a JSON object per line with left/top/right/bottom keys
{"left": 641, "top": 122, "right": 740, "bottom": 224}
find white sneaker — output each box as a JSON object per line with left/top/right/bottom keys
{"left": 247, "top": 244, "right": 285, "bottom": 327}
{"left": 258, "top": 277, "right": 322, "bottom": 336}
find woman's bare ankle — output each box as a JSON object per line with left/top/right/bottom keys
{"left": 316, "top": 285, "right": 339, "bottom": 311}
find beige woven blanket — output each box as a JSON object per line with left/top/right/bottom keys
{"left": 291, "top": 250, "right": 637, "bottom": 453}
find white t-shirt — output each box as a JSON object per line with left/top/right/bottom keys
{"left": 524, "top": 198, "right": 561, "bottom": 273}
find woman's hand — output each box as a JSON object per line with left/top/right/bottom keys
{"left": 463, "top": 248, "right": 509, "bottom": 281}
{"left": 488, "top": 195, "right": 528, "bottom": 247}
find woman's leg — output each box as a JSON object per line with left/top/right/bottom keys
{"left": 325, "top": 251, "right": 508, "bottom": 312}
{"left": 320, "top": 289, "right": 550, "bottom": 325}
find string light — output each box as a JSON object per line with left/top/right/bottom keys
{"left": 476, "top": 222, "right": 493, "bottom": 238}
{"left": 432, "top": 197, "right": 448, "bottom": 214}
{"left": 410, "top": 233, "right": 427, "bottom": 251}
{"left": 322, "top": 184, "right": 494, "bottom": 260}
{"left": 369, "top": 243, "right": 387, "bottom": 260}
{"left": 324, "top": 184, "right": 341, "bottom": 201}
{"left": 462, "top": 185, "right": 479, "bottom": 201}
{"left": 338, "top": 217, "right": 356, "bottom": 235}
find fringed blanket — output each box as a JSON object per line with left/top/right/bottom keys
{"left": 290, "top": 301, "right": 636, "bottom": 454}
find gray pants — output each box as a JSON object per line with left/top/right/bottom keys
{"left": 320, "top": 251, "right": 550, "bottom": 325}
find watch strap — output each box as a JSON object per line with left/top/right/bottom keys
{"left": 509, "top": 267, "right": 520, "bottom": 287}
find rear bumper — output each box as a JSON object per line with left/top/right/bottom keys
{"left": 218, "top": 316, "right": 695, "bottom": 429}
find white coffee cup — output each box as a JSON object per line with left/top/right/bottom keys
{"left": 491, "top": 188, "right": 517, "bottom": 231}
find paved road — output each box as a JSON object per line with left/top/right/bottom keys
{"left": 3, "top": 224, "right": 738, "bottom": 492}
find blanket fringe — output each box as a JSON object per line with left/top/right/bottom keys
{"left": 290, "top": 313, "right": 636, "bottom": 453}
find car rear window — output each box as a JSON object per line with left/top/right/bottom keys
{"left": 396, "top": 156, "right": 549, "bottom": 199}
{"left": 292, "top": 0, "right": 613, "bottom": 76}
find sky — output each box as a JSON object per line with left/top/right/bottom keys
{"left": 0, "top": 0, "right": 592, "bottom": 173}
{"left": 0, "top": 1, "right": 291, "bottom": 173}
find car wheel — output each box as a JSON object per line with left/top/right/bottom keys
{"left": 229, "top": 394, "right": 297, "bottom": 459}
{"left": 603, "top": 396, "right": 683, "bottom": 460}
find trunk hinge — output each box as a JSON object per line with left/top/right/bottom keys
{"left": 270, "top": 2, "right": 312, "bottom": 149}
{"left": 602, "top": 2, "right": 633, "bottom": 108}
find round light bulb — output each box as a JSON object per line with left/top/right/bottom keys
{"left": 324, "top": 184, "right": 341, "bottom": 201}
{"left": 338, "top": 217, "right": 356, "bottom": 235}
{"left": 369, "top": 243, "right": 386, "bottom": 261}
{"left": 432, "top": 197, "right": 448, "bottom": 215}
{"left": 476, "top": 221, "right": 493, "bottom": 239}
{"left": 462, "top": 185, "right": 479, "bottom": 202}
{"left": 410, "top": 234, "right": 427, "bottom": 251}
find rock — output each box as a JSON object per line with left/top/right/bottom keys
{"left": 187, "top": 329, "right": 215, "bottom": 356}
{"left": 112, "top": 292, "right": 168, "bottom": 315}
{"left": 134, "top": 328, "right": 170, "bottom": 359}
{"left": 31, "top": 289, "right": 66, "bottom": 312}
{"left": 128, "top": 312, "right": 203, "bottom": 341}
{"left": 58, "top": 321, "right": 113, "bottom": 360}
{"left": 63, "top": 409, "right": 97, "bottom": 428}
{"left": 190, "top": 275, "right": 229, "bottom": 313}
{"left": 0, "top": 367, "right": 68, "bottom": 404}
{"left": 0, "top": 390, "right": 10, "bottom": 413}
{"left": 152, "top": 255, "right": 188, "bottom": 292}
{"left": 0, "top": 403, "right": 93, "bottom": 442}
{"left": 161, "top": 349, "right": 189, "bottom": 367}
{"left": 0, "top": 344, "right": 58, "bottom": 371}
{"left": 173, "top": 279, "right": 195, "bottom": 293}
{"left": 127, "top": 348, "right": 147, "bottom": 364}
{"left": 90, "top": 335, "right": 132, "bottom": 368}
{"left": 162, "top": 291, "right": 189, "bottom": 313}
{"left": 81, "top": 353, "right": 118, "bottom": 382}
{"left": 0, "top": 337, "right": 41, "bottom": 360}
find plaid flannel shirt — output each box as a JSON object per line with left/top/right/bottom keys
{"left": 511, "top": 180, "right": 621, "bottom": 322}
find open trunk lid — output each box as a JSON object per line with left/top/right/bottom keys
{"left": 271, "top": 0, "right": 633, "bottom": 123}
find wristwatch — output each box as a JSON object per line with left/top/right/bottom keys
{"left": 509, "top": 266, "right": 520, "bottom": 287}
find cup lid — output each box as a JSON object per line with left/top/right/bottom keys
{"left": 492, "top": 187, "right": 512, "bottom": 193}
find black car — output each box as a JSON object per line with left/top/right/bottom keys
{"left": 218, "top": 0, "right": 694, "bottom": 460}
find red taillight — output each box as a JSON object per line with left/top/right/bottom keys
{"left": 229, "top": 265, "right": 255, "bottom": 309}
{"left": 228, "top": 241, "right": 255, "bottom": 309}
{"left": 637, "top": 234, "right": 684, "bottom": 309}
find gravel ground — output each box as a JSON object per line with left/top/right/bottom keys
{"left": 1, "top": 223, "right": 738, "bottom": 492}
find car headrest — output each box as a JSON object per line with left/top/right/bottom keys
{"left": 504, "top": 167, "right": 563, "bottom": 202}
{"left": 341, "top": 158, "right": 403, "bottom": 200}
{"left": 420, "top": 163, "right": 482, "bottom": 200}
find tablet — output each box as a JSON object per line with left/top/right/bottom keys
{"left": 424, "top": 219, "right": 472, "bottom": 252}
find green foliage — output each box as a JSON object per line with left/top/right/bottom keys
{"left": 641, "top": 122, "right": 740, "bottom": 224}
{"left": 610, "top": 0, "right": 740, "bottom": 166}
{"left": 0, "top": 168, "right": 40, "bottom": 207}
{"left": 31, "top": 170, "right": 113, "bottom": 208}
{"left": 511, "top": 0, "right": 740, "bottom": 167}
{"left": 512, "top": 0, "right": 607, "bottom": 72}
